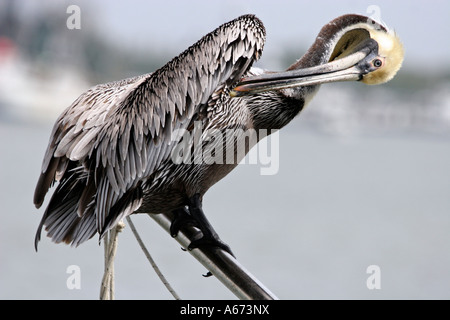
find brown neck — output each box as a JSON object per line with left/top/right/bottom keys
{"left": 287, "top": 14, "right": 382, "bottom": 70}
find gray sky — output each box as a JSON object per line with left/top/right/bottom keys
{"left": 94, "top": 0, "right": 450, "bottom": 71}
{"left": 13, "top": 0, "right": 450, "bottom": 71}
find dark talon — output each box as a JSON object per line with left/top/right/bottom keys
{"left": 187, "top": 236, "right": 235, "bottom": 258}
{"left": 186, "top": 193, "right": 235, "bottom": 258}
{"left": 170, "top": 193, "right": 236, "bottom": 267}
{"left": 170, "top": 206, "right": 197, "bottom": 237}
{"left": 188, "top": 194, "right": 234, "bottom": 257}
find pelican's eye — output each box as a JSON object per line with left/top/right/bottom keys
{"left": 372, "top": 58, "right": 384, "bottom": 68}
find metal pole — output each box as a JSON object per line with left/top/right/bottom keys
{"left": 149, "top": 213, "right": 279, "bottom": 300}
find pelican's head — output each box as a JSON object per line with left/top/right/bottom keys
{"left": 231, "top": 14, "right": 404, "bottom": 97}
{"left": 327, "top": 18, "right": 404, "bottom": 85}
{"left": 358, "top": 28, "right": 404, "bottom": 84}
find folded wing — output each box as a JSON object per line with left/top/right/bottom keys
{"left": 33, "top": 14, "right": 266, "bottom": 248}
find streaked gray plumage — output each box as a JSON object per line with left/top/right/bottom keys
{"left": 34, "top": 15, "right": 266, "bottom": 247}
{"left": 34, "top": 13, "right": 400, "bottom": 249}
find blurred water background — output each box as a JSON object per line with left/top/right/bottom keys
{"left": 1, "top": 0, "right": 449, "bottom": 299}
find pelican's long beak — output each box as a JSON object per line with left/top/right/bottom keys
{"left": 231, "top": 38, "right": 381, "bottom": 97}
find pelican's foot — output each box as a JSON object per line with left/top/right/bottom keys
{"left": 170, "top": 207, "right": 198, "bottom": 237}
{"left": 186, "top": 193, "right": 235, "bottom": 258}
{"left": 188, "top": 235, "right": 234, "bottom": 258}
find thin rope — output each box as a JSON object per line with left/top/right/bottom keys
{"left": 126, "top": 216, "right": 181, "bottom": 300}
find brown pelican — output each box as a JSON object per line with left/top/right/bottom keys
{"left": 33, "top": 14, "right": 403, "bottom": 255}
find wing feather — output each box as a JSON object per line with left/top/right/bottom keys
{"left": 34, "top": 14, "right": 266, "bottom": 247}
